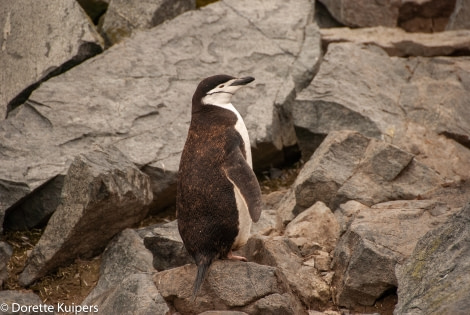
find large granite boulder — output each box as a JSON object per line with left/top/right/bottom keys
{"left": 154, "top": 260, "right": 305, "bottom": 314}
{"left": 0, "top": 0, "right": 103, "bottom": 119}
{"left": 99, "top": 0, "right": 195, "bottom": 46}
{"left": 19, "top": 146, "right": 152, "bottom": 286}
{"left": 332, "top": 200, "right": 457, "bottom": 308}
{"left": 394, "top": 202, "right": 470, "bottom": 314}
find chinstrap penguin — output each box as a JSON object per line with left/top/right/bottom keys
{"left": 177, "top": 74, "right": 262, "bottom": 300}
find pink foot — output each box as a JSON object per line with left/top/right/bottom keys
{"left": 226, "top": 250, "right": 247, "bottom": 262}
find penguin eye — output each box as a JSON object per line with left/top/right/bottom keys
{"left": 219, "top": 85, "right": 224, "bottom": 88}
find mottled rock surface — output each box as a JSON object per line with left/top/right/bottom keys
{"left": 0, "top": 0, "right": 103, "bottom": 118}
{"left": 19, "top": 146, "right": 152, "bottom": 286}
{"left": 0, "top": 241, "right": 12, "bottom": 287}
{"left": 332, "top": 200, "right": 457, "bottom": 308}
{"left": 395, "top": 202, "right": 470, "bottom": 315}
{"left": 99, "top": 0, "right": 195, "bottom": 45}
{"left": 0, "top": 0, "right": 320, "bottom": 222}
{"left": 154, "top": 260, "right": 305, "bottom": 314}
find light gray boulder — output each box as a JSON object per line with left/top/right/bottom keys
{"left": 82, "top": 228, "right": 155, "bottom": 305}
{"left": 154, "top": 260, "right": 305, "bottom": 314}
{"left": 320, "top": 27, "right": 470, "bottom": 57}
{"left": 285, "top": 201, "right": 339, "bottom": 253}
{"left": 318, "top": 0, "right": 399, "bottom": 28}
{"left": 240, "top": 235, "right": 331, "bottom": 309}
{"left": 0, "top": 0, "right": 320, "bottom": 223}
{"left": 0, "top": 0, "right": 103, "bottom": 119}
{"left": 19, "top": 146, "right": 152, "bottom": 286}
{"left": 99, "top": 0, "right": 195, "bottom": 46}
{"left": 87, "top": 273, "right": 169, "bottom": 315}
{"left": 0, "top": 291, "right": 46, "bottom": 315}
{"left": 293, "top": 42, "right": 470, "bottom": 180}
{"left": 293, "top": 130, "right": 441, "bottom": 211}
{"left": 332, "top": 200, "right": 458, "bottom": 308}
{"left": 0, "top": 242, "right": 12, "bottom": 287}
{"left": 447, "top": 0, "right": 470, "bottom": 30}
{"left": 394, "top": 202, "right": 470, "bottom": 315}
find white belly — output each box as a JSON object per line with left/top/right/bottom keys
{"left": 229, "top": 178, "right": 252, "bottom": 250}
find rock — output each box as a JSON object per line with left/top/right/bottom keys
{"left": 77, "top": 0, "right": 110, "bottom": 24}
{"left": 0, "top": 291, "right": 44, "bottom": 315}
{"left": 87, "top": 273, "right": 169, "bottom": 315}
{"left": 240, "top": 236, "right": 331, "bottom": 308}
{"left": 320, "top": 27, "right": 470, "bottom": 57}
{"left": 251, "top": 210, "right": 278, "bottom": 236}
{"left": 293, "top": 42, "right": 470, "bottom": 180}
{"left": 0, "top": 0, "right": 103, "bottom": 119}
{"left": 318, "top": 0, "right": 400, "bottom": 28}
{"left": 447, "top": 0, "right": 470, "bottom": 30}
{"left": 99, "top": 0, "right": 195, "bottom": 46}
{"left": 394, "top": 202, "right": 470, "bottom": 315}
{"left": 0, "top": 241, "right": 12, "bottom": 286}
{"left": 285, "top": 201, "right": 339, "bottom": 253}
{"left": 199, "top": 311, "right": 248, "bottom": 315}
{"left": 0, "top": 0, "right": 320, "bottom": 221}
{"left": 154, "top": 260, "right": 305, "bottom": 314}
{"left": 275, "top": 189, "right": 299, "bottom": 229}
{"left": 332, "top": 200, "right": 457, "bottom": 308}
{"left": 398, "top": 0, "right": 456, "bottom": 32}
{"left": 318, "top": 0, "right": 458, "bottom": 31}
{"left": 140, "top": 220, "right": 193, "bottom": 271}
{"left": 83, "top": 228, "right": 155, "bottom": 304}
{"left": 293, "top": 130, "right": 441, "bottom": 211}
{"left": 19, "top": 146, "right": 152, "bottom": 286}
{"left": 0, "top": 180, "right": 30, "bottom": 234}
{"left": 4, "top": 175, "right": 64, "bottom": 231}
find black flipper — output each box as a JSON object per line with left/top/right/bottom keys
{"left": 223, "top": 148, "right": 263, "bottom": 222}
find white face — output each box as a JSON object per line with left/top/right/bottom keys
{"left": 202, "top": 79, "right": 245, "bottom": 106}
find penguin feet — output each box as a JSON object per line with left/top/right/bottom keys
{"left": 226, "top": 250, "right": 247, "bottom": 262}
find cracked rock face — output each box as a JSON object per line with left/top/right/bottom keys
{"left": 332, "top": 200, "right": 458, "bottom": 308}
{"left": 0, "top": 0, "right": 320, "bottom": 224}
{"left": 0, "top": 0, "right": 104, "bottom": 119}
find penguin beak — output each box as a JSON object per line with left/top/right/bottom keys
{"left": 230, "top": 76, "right": 255, "bottom": 86}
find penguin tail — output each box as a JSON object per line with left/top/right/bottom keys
{"left": 192, "top": 254, "right": 214, "bottom": 301}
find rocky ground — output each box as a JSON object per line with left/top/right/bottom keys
{"left": 1, "top": 0, "right": 470, "bottom": 314}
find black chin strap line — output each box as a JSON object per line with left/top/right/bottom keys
{"left": 207, "top": 91, "right": 234, "bottom": 95}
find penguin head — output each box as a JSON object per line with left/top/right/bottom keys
{"left": 192, "top": 74, "right": 255, "bottom": 112}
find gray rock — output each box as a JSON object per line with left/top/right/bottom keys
{"left": 0, "top": 291, "right": 46, "bottom": 315}
{"left": 0, "top": 0, "right": 320, "bottom": 222}
{"left": 251, "top": 210, "right": 278, "bottom": 236}
{"left": 293, "top": 42, "right": 470, "bottom": 180}
{"left": 447, "top": 0, "right": 470, "bottom": 30}
{"left": 285, "top": 201, "right": 339, "bottom": 253}
{"left": 4, "top": 175, "right": 64, "bottom": 231}
{"left": 318, "top": 0, "right": 399, "bottom": 28}
{"left": 99, "top": 0, "right": 195, "bottom": 46}
{"left": 240, "top": 236, "right": 331, "bottom": 309}
{"left": 83, "top": 228, "right": 155, "bottom": 305}
{"left": 199, "top": 311, "right": 248, "bottom": 315}
{"left": 293, "top": 130, "right": 441, "bottom": 211}
{"left": 19, "top": 146, "right": 152, "bottom": 286}
{"left": 140, "top": 220, "right": 192, "bottom": 271}
{"left": 0, "top": 241, "right": 12, "bottom": 286}
{"left": 320, "top": 27, "right": 470, "bottom": 57}
{"left": 398, "top": 0, "right": 456, "bottom": 32}
{"left": 0, "top": 0, "right": 103, "bottom": 119}
{"left": 154, "top": 260, "right": 305, "bottom": 314}
{"left": 0, "top": 180, "right": 30, "bottom": 234}
{"left": 88, "top": 273, "right": 169, "bottom": 315}
{"left": 332, "top": 200, "right": 457, "bottom": 308}
{"left": 394, "top": 202, "right": 470, "bottom": 315}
